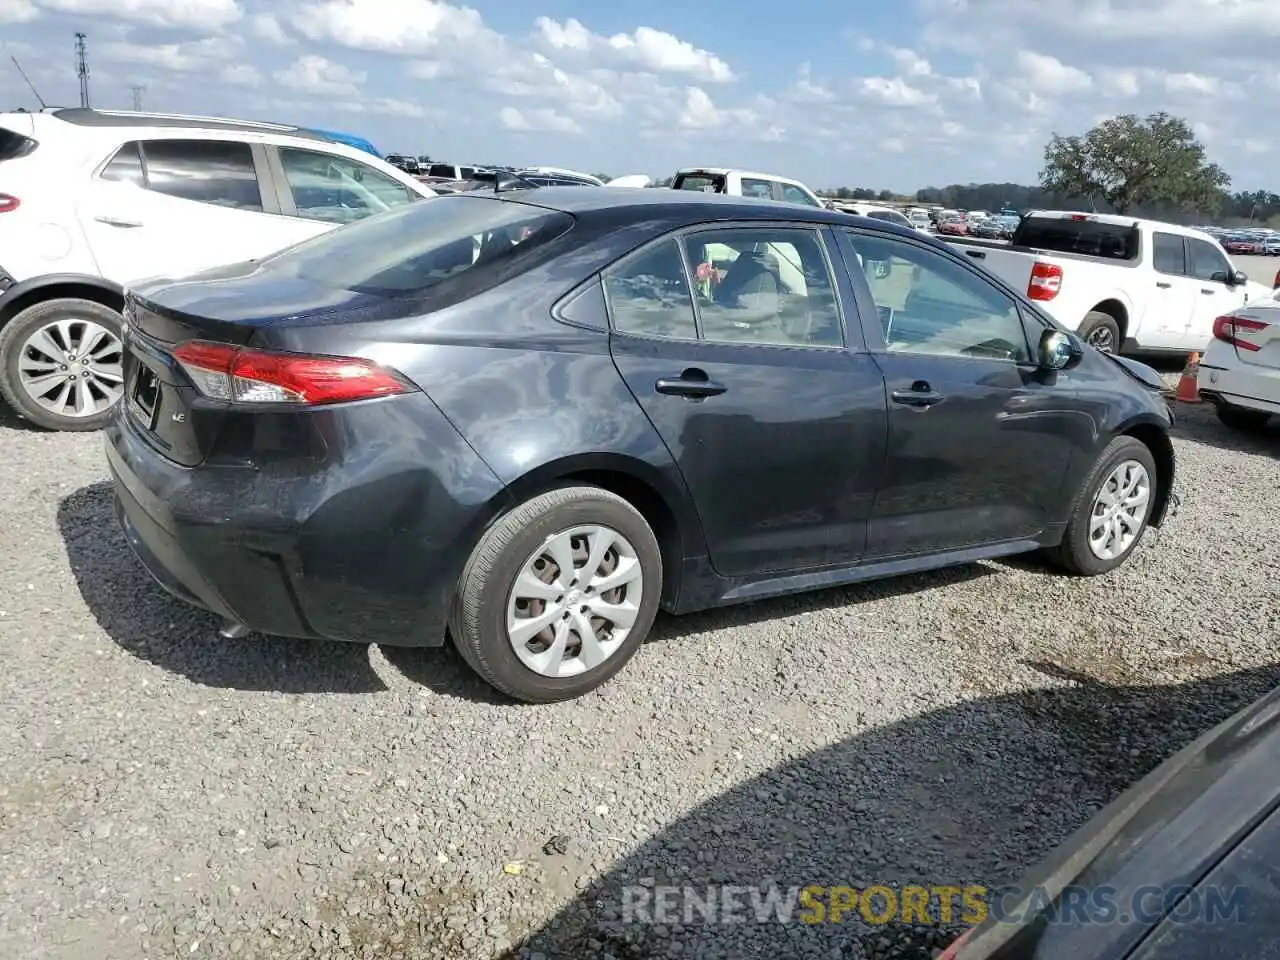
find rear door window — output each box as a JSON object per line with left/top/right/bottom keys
{"left": 1152, "top": 232, "right": 1186, "bottom": 275}
{"left": 100, "top": 142, "right": 147, "bottom": 187}
{"left": 277, "top": 146, "right": 416, "bottom": 224}
{"left": 427, "top": 163, "right": 456, "bottom": 179}
{"left": 140, "top": 139, "right": 264, "bottom": 211}
{"left": 740, "top": 178, "right": 776, "bottom": 200}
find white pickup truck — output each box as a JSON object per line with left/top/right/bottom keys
{"left": 669, "top": 167, "right": 825, "bottom": 209}
{"left": 943, "top": 211, "right": 1273, "bottom": 354}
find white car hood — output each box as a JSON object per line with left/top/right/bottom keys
{"left": 1243, "top": 279, "right": 1274, "bottom": 303}
{"left": 606, "top": 175, "right": 651, "bottom": 188}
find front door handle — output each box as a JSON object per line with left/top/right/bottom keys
{"left": 891, "top": 382, "right": 945, "bottom": 408}
{"left": 95, "top": 215, "right": 143, "bottom": 228}
{"left": 1200, "top": 288, "right": 1215, "bottom": 295}
{"left": 1156, "top": 281, "right": 1172, "bottom": 288}
{"left": 655, "top": 368, "right": 726, "bottom": 399}
{"left": 965, "top": 249, "right": 986, "bottom": 259}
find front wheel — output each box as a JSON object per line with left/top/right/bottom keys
{"left": 0, "top": 297, "right": 125, "bottom": 431}
{"left": 1049, "top": 436, "right": 1158, "bottom": 575}
{"left": 449, "top": 485, "right": 663, "bottom": 704}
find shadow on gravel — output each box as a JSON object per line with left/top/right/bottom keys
{"left": 0, "top": 403, "right": 37, "bottom": 432}
{"left": 57, "top": 482, "right": 387, "bottom": 694}
{"left": 502, "top": 662, "right": 1280, "bottom": 960}
{"left": 1170, "top": 401, "right": 1279, "bottom": 460}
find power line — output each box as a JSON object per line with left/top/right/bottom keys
{"left": 129, "top": 84, "right": 144, "bottom": 111}
{"left": 74, "top": 32, "right": 90, "bottom": 108}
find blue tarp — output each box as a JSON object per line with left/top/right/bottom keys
{"left": 306, "top": 128, "right": 382, "bottom": 158}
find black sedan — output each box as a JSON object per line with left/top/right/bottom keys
{"left": 105, "top": 188, "right": 1177, "bottom": 703}
{"left": 943, "top": 680, "right": 1280, "bottom": 959}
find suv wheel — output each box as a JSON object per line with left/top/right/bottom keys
{"left": 0, "top": 298, "right": 125, "bottom": 431}
{"left": 450, "top": 485, "right": 662, "bottom": 704}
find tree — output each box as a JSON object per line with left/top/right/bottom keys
{"left": 1040, "top": 112, "right": 1230, "bottom": 215}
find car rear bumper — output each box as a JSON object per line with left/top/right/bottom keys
{"left": 103, "top": 393, "right": 509, "bottom": 647}
{"left": 1197, "top": 345, "right": 1280, "bottom": 414}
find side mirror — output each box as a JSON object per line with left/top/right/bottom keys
{"left": 1038, "top": 329, "right": 1083, "bottom": 371}
{"left": 1231, "top": 269, "right": 1248, "bottom": 286}
{"left": 872, "top": 260, "right": 893, "bottom": 280}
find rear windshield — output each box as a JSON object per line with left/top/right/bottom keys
{"left": 255, "top": 194, "right": 574, "bottom": 295}
{"left": 867, "top": 210, "right": 911, "bottom": 227}
{"left": 0, "top": 128, "right": 38, "bottom": 162}
{"left": 673, "top": 173, "right": 725, "bottom": 193}
{"left": 1013, "top": 217, "right": 1139, "bottom": 260}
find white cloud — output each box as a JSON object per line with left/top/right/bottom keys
{"left": 335, "top": 97, "right": 429, "bottom": 118}
{"left": 291, "top": 0, "right": 491, "bottom": 56}
{"left": 219, "top": 64, "right": 260, "bottom": 86}
{"left": 275, "top": 55, "right": 365, "bottom": 96}
{"left": 99, "top": 36, "right": 241, "bottom": 72}
{"left": 1015, "top": 51, "right": 1092, "bottom": 95}
{"left": 534, "top": 16, "right": 734, "bottom": 83}
{"left": 858, "top": 76, "right": 936, "bottom": 107}
{"left": 678, "top": 86, "right": 718, "bottom": 128}
{"left": 250, "top": 12, "right": 292, "bottom": 44}
{"left": 499, "top": 105, "right": 581, "bottom": 134}
{"left": 0, "top": 0, "right": 38, "bottom": 23}
{"left": 36, "top": 0, "right": 242, "bottom": 30}
{"left": 1160, "top": 71, "right": 1220, "bottom": 95}
{"left": 888, "top": 46, "right": 932, "bottom": 77}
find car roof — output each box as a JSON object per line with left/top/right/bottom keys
{"left": 44, "top": 107, "right": 339, "bottom": 145}
{"left": 480, "top": 185, "right": 932, "bottom": 240}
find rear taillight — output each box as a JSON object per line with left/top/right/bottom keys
{"left": 0, "top": 194, "right": 19, "bottom": 214}
{"left": 1212, "top": 315, "right": 1267, "bottom": 352}
{"left": 171, "top": 340, "right": 417, "bottom": 405}
{"left": 1272, "top": 268, "right": 1279, "bottom": 290}
{"left": 938, "top": 929, "right": 973, "bottom": 959}
{"left": 1027, "top": 261, "right": 1062, "bottom": 301}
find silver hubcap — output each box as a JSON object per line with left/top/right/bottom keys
{"left": 1088, "top": 460, "right": 1151, "bottom": 561}
{"left": 18, "top": 318, "right": 123, "bottom": 418}
{"left": 506, "top": 525, "right": 644, "bottom": 679}
{"left": 1087, "top": 327, "right": 1115, "bottom": 352}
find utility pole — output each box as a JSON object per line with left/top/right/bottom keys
{"left": 74, "top": 32, "right": 90, "bottom": 108}
{"left": 129, "top": 85, "right": 144, "bottom": 111}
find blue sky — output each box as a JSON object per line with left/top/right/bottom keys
{"left": 1, "top": 0, "right": 1276, "bottom": 193}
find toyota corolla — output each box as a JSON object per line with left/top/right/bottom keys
{"left": 105, "top": 187, "right": 1178, "bottom": 703}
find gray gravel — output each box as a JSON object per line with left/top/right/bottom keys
{"left": 1, "top": 391, "right": 1278, "bottom": 960}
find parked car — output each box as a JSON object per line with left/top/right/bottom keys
{"left": 421, "top": 162, "right": 485, "bottom": 182}
{"left": 942, "top": 211, "right": 1273, "bottom": 355}
{"left": 0, "top": 107, "right": 437, "bottom": 430}
{"left": 383, "top": 153, "right": 421, "bottom": 174}
{"left": 670, "top": 167, "right": 824, "bottom": 208}
{"left": 106, "top": 187, "right": 1177, "bottom": 703}
{"left": 938, "top": 217, "right": 969, "bottom": 236}
{"left": 1196, "top": 294, "right": 1280, "bottom": 431}
{"left": 943, "top": 679, "right": 1280, "bottom": 960}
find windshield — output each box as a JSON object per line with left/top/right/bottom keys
{"left": 254, "top": 195, "right": 574, "bottom": 295}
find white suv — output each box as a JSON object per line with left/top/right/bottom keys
{"left": 0, "top": 108, "right": 437, "bottom": 431}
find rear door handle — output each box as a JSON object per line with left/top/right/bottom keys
{"left": 1156, "top": 281, "right": 1172, "bottom": 288}
{"left": 655, "top": 369, "right": 726, "bottom": 399}
{"left": 1200, "top": 288, "right": 1215, "bottom": 295}
{"left": 965, "top": 250, "right": 986, "bottom": 259}
{"left": 891, "top": 387, "right": 945, "bottom": 408}
{"left": 95, "top": 215, "right": 143, "bottom": 228}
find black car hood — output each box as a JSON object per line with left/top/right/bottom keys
{"left": 960, "top": 682, "right": 1280, "bottom": 959}
{"left": 1103, "top": 353, "right": 1166, "bottom": 392}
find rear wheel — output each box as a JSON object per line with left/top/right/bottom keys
{"left": 1049, "top": 436, "right": 1157, "bottom": 575}
{"left": 0, "top": 298, "right": 124, "bottom": 431}
{"left": 1215, "top": 402, "right": 1272, "bottom": 433}
{"left": 1078, "top": 311, "right": 1121, "bottom": 354}
{"left": 449, "top": 485, "right": 662, "bottom": 704}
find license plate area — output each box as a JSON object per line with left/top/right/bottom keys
{"left": 128, "top": 365, "right": 161, "bottom": 430}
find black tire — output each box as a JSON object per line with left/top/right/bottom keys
{"left": 1078, "top": 311, "right": 1121, "bottom": 354}
{"left": 1215, "top": 402, "right": 1272, "bottom": 432}
{"left": 0, "top": 297, "right": 124, "bottom": 431}
{"left": 1048, "top": 435, "right": 1158, "bottom": 576}
{"left": 449, "top": 485, "right": 663, "bottom": 704}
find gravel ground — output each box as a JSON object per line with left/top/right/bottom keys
{"left": 2, "top": 384, "right": 1278, "bottom": 960}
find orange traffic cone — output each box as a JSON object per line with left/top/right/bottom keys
{"left": 1175, "top": 352, "right": 1201, "bottom": 403}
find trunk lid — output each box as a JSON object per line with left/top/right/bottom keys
{"left": 1223, "top": 301, "right": 1280, "bottom": 368}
